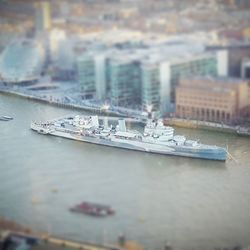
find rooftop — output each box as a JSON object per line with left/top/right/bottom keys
{"left": 181, "top": 75, "right": 248, "bottom": 84}
{"left": 84, "top": 33, "right": 214, "bottom": 66}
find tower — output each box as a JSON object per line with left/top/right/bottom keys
{"left": 35, "top": 1, "right": 51, "bottom": 32}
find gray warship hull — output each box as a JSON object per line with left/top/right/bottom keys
{"left": 31, "top": 122, "right": 227, "bottom": 161}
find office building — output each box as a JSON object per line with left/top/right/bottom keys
{"left": 75, "top": 31, "right": 228, "bottom": 114}
{"left": 77, "top": 52, "right": 106, "bottom": 99}
{"left": 141, "top": 52, "right": 221, "bottom": 114}
{"left": 175, "top": 76, "right": 249, "bottom": 123}
{"left": 141, "top": 62, "right": 160, "bottom": 112}
{"left": 207, "top": 44, "right": 250, "bottom": 78}
{"left": 77, "top": 53, "right": 96, "bottom": 98}
{"left": 109, "top": 56, "right": 141, "bottom": 106}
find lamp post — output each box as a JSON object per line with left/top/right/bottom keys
{"left": 101, "top": 103, "right": 110, "bottom": 115}
{"left": 146, "top": 104, "right": 153, "bottom": 119}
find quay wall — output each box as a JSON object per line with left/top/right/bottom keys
{"left": 164, "top": 118, "right": 240, "bottom": 135}
{"left": 0, "top": 89, "right": 123, "bottom": 117}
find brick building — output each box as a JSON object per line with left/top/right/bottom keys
{"left": 175, "top": 76, "right": 249, "bottom": 124}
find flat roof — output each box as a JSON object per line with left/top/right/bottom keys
{"left": 72, "top": 29, "right": 216, "bottom": 65}
{"left": 181, "top": 75, "right": 248, "bottom": 84}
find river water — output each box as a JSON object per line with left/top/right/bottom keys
{"left": 0, "top": 93, "right": 250, "bottom": 250}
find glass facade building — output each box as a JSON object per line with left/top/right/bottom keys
{"left": 141, "top": 63, "right": 160, "bottom": 112}
{"left": 140, "top": 54, "right": 218, "bottom": 114}
{"left": 0, "top": 39, "right": 45, "bottom": 83}
{"left": 76, "top": 36, "right": 227, "bottom": 115}
{"left": 77, "top": 54, "right": 96, "bottom": 98}
{"left": 109, "top": 59, "right": 141, "bottom": 106}
{"left": 77, "top": 52, "right": 107, "bottom": 100}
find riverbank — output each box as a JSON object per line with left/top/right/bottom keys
{"left": 1, "top": 86, "right": 249, "bottom": 136}
{"left": 0, "top": 216, "right": 143, "bottom": 250}
{"left": 0, "top": 216, "right": 32, "bottom": 234}
{"left": 0, "top": 86, "right": 147, "bottom": 121}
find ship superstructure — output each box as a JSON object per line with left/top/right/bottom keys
{"left": 31, "top": 115, "right": 227, "bottom": 161}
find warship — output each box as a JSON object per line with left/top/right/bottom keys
{"left": 31, "top": 115, "right": 227, "bottom": 161}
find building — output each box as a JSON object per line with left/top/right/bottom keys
{"left": 77, "top": 48, "right": 224, "bottom": 114}
{"left": 35, "top": 1, "right": 51, "bottom": 32}
{"left": 141, "top": 62, "right": 160, "bottom": 112}
{"left": 77, "top": 53, "right": 96, "bottom": 99}
{"left": 175, "top": 76, "right": 249, "bottom": 124}
{"left": 241, "top": 58, "right": 250, "bottom": 79}
{"left": 232, "top": 0, "right": 250, "bottom": 8}
{"left": 207, "top": 44, "right": 250, "bottom": 78}
{"left": 77, "top": 52, "right": 106, "bottom": 99}
{"left": 49, "top": 33, "right": 81, "bottom": 81}
{"left": 141, "top": 51, "right": 224, "bottom": 114}
{"left": 219, "top": 0, "right": 250, "bottom": 8}
{"left": 49, "top": 29, "right": 66, "bottom": 64}
{"left": 109, "top": 56, "right": 141, "bottom": 106}
{"left": 0, "top": 39, "right": 45, "bottom": 84}
{"left": 75, "top": 31, "right": 229, "bottom": 114}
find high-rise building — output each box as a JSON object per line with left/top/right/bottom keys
{"left": 49, "top": 29, "right": 66, "bottom": 63}
{"left": 35, "top": 1, "right": 51, "bottom": 32}
{"left": 109, "top": 56, "right": 141, "bottom": 106}
{"left": 141, "top": 62, "right": 160, "bottom": 112}
{"left": 77, "top": 54, "right": 96, "bottom": 99}
{"left": 77, "top": 52, "right": 106, "bottom": 99}
{"left": 95, "top": 54, "right": 107, "bottom": 100}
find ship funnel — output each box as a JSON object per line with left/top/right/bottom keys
{"left": 91, "top": 116, "right": 99, "bottom": 127}
{"left": 118, "top": 119, "right": 126, "bottom": 132}
{"left": 104, "top": 117, "right": 108, "bottom": 129}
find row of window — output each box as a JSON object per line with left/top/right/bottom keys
{"left": 177, "top": 106, "right": 232, "bottom": 119}
{"left": 177, "top": 95, "right": 232, "bottom": 104}
{"left": 177, "top": 100, "right": 230, "bottom": 108}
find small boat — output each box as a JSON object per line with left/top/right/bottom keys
{"left": 69, "top": 201, "right": 115, "bottom": 217}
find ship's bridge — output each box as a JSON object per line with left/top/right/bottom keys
{"left": 144, "top": 119, "right": 174, "bottom": 139}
